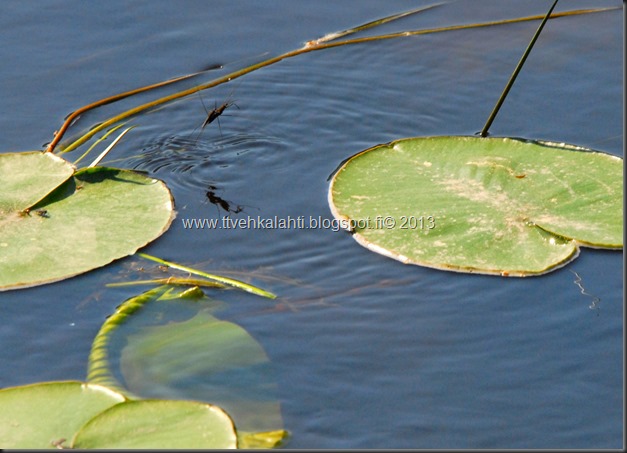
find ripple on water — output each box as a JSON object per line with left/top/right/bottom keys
{"left": 123, "top": 131, "right": 286, "bottom": 195}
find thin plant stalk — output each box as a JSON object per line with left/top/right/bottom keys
{"left": 479, "top": 0, "right": 560, "bottom": 137}
{"left": 46, "top": 3, "right": 441, "bottom": 154}
{"left": 47, "top": 70, "right": 214, "bottom": 154}
{"left": 106, "top": 277, "right": 227, "bottom": 288}
{"left": 88, "top": 126, "right": 135, "bottom": 167}
{"left": 72, "top": 123, "right": 126, "bottom": 166}
{"left": 52, "top": 5, "right": 616, "bottom": 154}
{"left": 138, "top": 253, "right": 277, "bottom": 299}
{"left": 312, "top": 3, "right": 444, "bottom": 44}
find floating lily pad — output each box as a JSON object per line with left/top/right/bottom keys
{"left": 72, "top": 399, "right": 237, "bottom": 449}
{"left": 0, "top": 151, "right": 174, "bottom": 290}
{"left": 0, "top": 380, "right": 125, "bottom": 449}
{"left": 329, "top": 136, "right": 622, "bottom": 276}
{"left": 0, "top": 379, "right": 238, "bottom": 449}
{"left": 0, "top": 151, "right": 74, "bottom": 210}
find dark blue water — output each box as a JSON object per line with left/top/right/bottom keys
{"left": 0, "top": 1, "right": 622, "bottom": 449}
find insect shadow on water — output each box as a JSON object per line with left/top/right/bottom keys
{"left": 204, "top": 183, "right": 246, "bottom": 217}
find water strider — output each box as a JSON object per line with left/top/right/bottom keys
{"left": 191, "top": 90, "right": 239, "bottom": 142}
{"left": 200, "top": 99, "right": 237, "bottom": 131}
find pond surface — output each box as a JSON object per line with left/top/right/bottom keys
{"left": 0, "top": 0, "right": 622, "bottom": 449}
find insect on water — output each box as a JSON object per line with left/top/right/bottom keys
{"left": 190, "top": 88, "right": 239, "bottom": 143}
{"left": 201, "top": 98, "right": 236, "bottom": 131}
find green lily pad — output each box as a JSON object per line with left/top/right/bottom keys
{"left": 72, "top": 399, "right": 237, "bottom": 449}
{"left": 0, "top": 380, "right": 125, "bottom": 449}
{"left": 0, "top": 151, "right": 74, "bottom": 210}
{"left": 0, "top": 151, "right": 174, "bottom": 290}
{"left": 328, "top": 136, "right": 623, "bottom": 276}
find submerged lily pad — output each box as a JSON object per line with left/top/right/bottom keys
{"left": 120, "top": 310, "right": 283, "bottom": 434}
{"left": 72, "top": 399, "right": 237, "bottom": 449}
{"left": 0, "top": 380, "right": 125, "bottom": 449}
{"left": 0, "top": 151, "right": 174, "bottom": 290}
{"left": 329, "top": 136, "right": 622, "bottom": 276}
{"left": 86, "top": 285, "right": 285, "bottom": 441}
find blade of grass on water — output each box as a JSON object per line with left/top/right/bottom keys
{"left": 56, "top": 5, "right": 617, "bottom": 154}
{"left": 137, "top": 253, "right": 277, "bottom": 299}
{"left": 88, "top": 126, "right": 135, "bottom": 167}
{"left": 310, "top": 3, "right": 444, "bottom": 45}
{"left": 106, "top": 277, "right": 227, "bottom": 289}
{"left": 73, "top": 124, "right": 127, "bottom": 166}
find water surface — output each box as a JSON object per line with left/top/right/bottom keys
{"left": 0, "top": 1, "right": 622, "bottom": 449}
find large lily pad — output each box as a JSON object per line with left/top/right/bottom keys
{"left": 328, "top": 136, "right": 622, "bottom": 276}
{"left": 0, "top": 380, "right": 125, "bottom": 449}
{"left": 0, "top": 380, "right": 238, "bottom": 449}
{"left": 72, "top": 399, "right": 237, "bottom": 449}
{"left": 0, "top": 151, "right": 174, "bottom": 290}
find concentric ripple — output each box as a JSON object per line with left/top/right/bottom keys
{"left": 123, "top": 132, "right": 283, "bottom": 195}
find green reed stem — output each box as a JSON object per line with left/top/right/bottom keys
{"left": 47, "top": 71, "right": 207, "bottom": 154}
{"left": 54, "top": 5, "right": 614, "bottom": 154}
{"left": 313, "top": 3, "right": 444, "bottom": 44}
{"left": 137, "top": 253, "right": 277, "bottom": 299}
{"left": 106, "top": 277, "right": 227, "bottom": 288}
{"left": 72, "top": 123, "right": 126, "bottom": 165}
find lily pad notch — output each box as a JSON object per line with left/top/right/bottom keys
{"left": 0, "top": 381, "right": 238, "bottom": 449}
{"left": 0, "top": 151, "right": 175, "bottom": 291}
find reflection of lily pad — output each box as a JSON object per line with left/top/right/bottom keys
{"left": 329, "top": 136, "right": 623, "bottom": 276}
{"left": 0, "top": 380, "right": 125, "bottom": 449}
{"left": 72, "top": 399, "right": 237, "bottom": 449}
{"left": 0, "top": 151, "right": 174, "bottom": 291}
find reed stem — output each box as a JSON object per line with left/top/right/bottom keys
{"left": 46, "top": 3, "right": 614, "bottom": 153}
{"left": 479, "top": 0, "right": 560, "bottom": 137}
